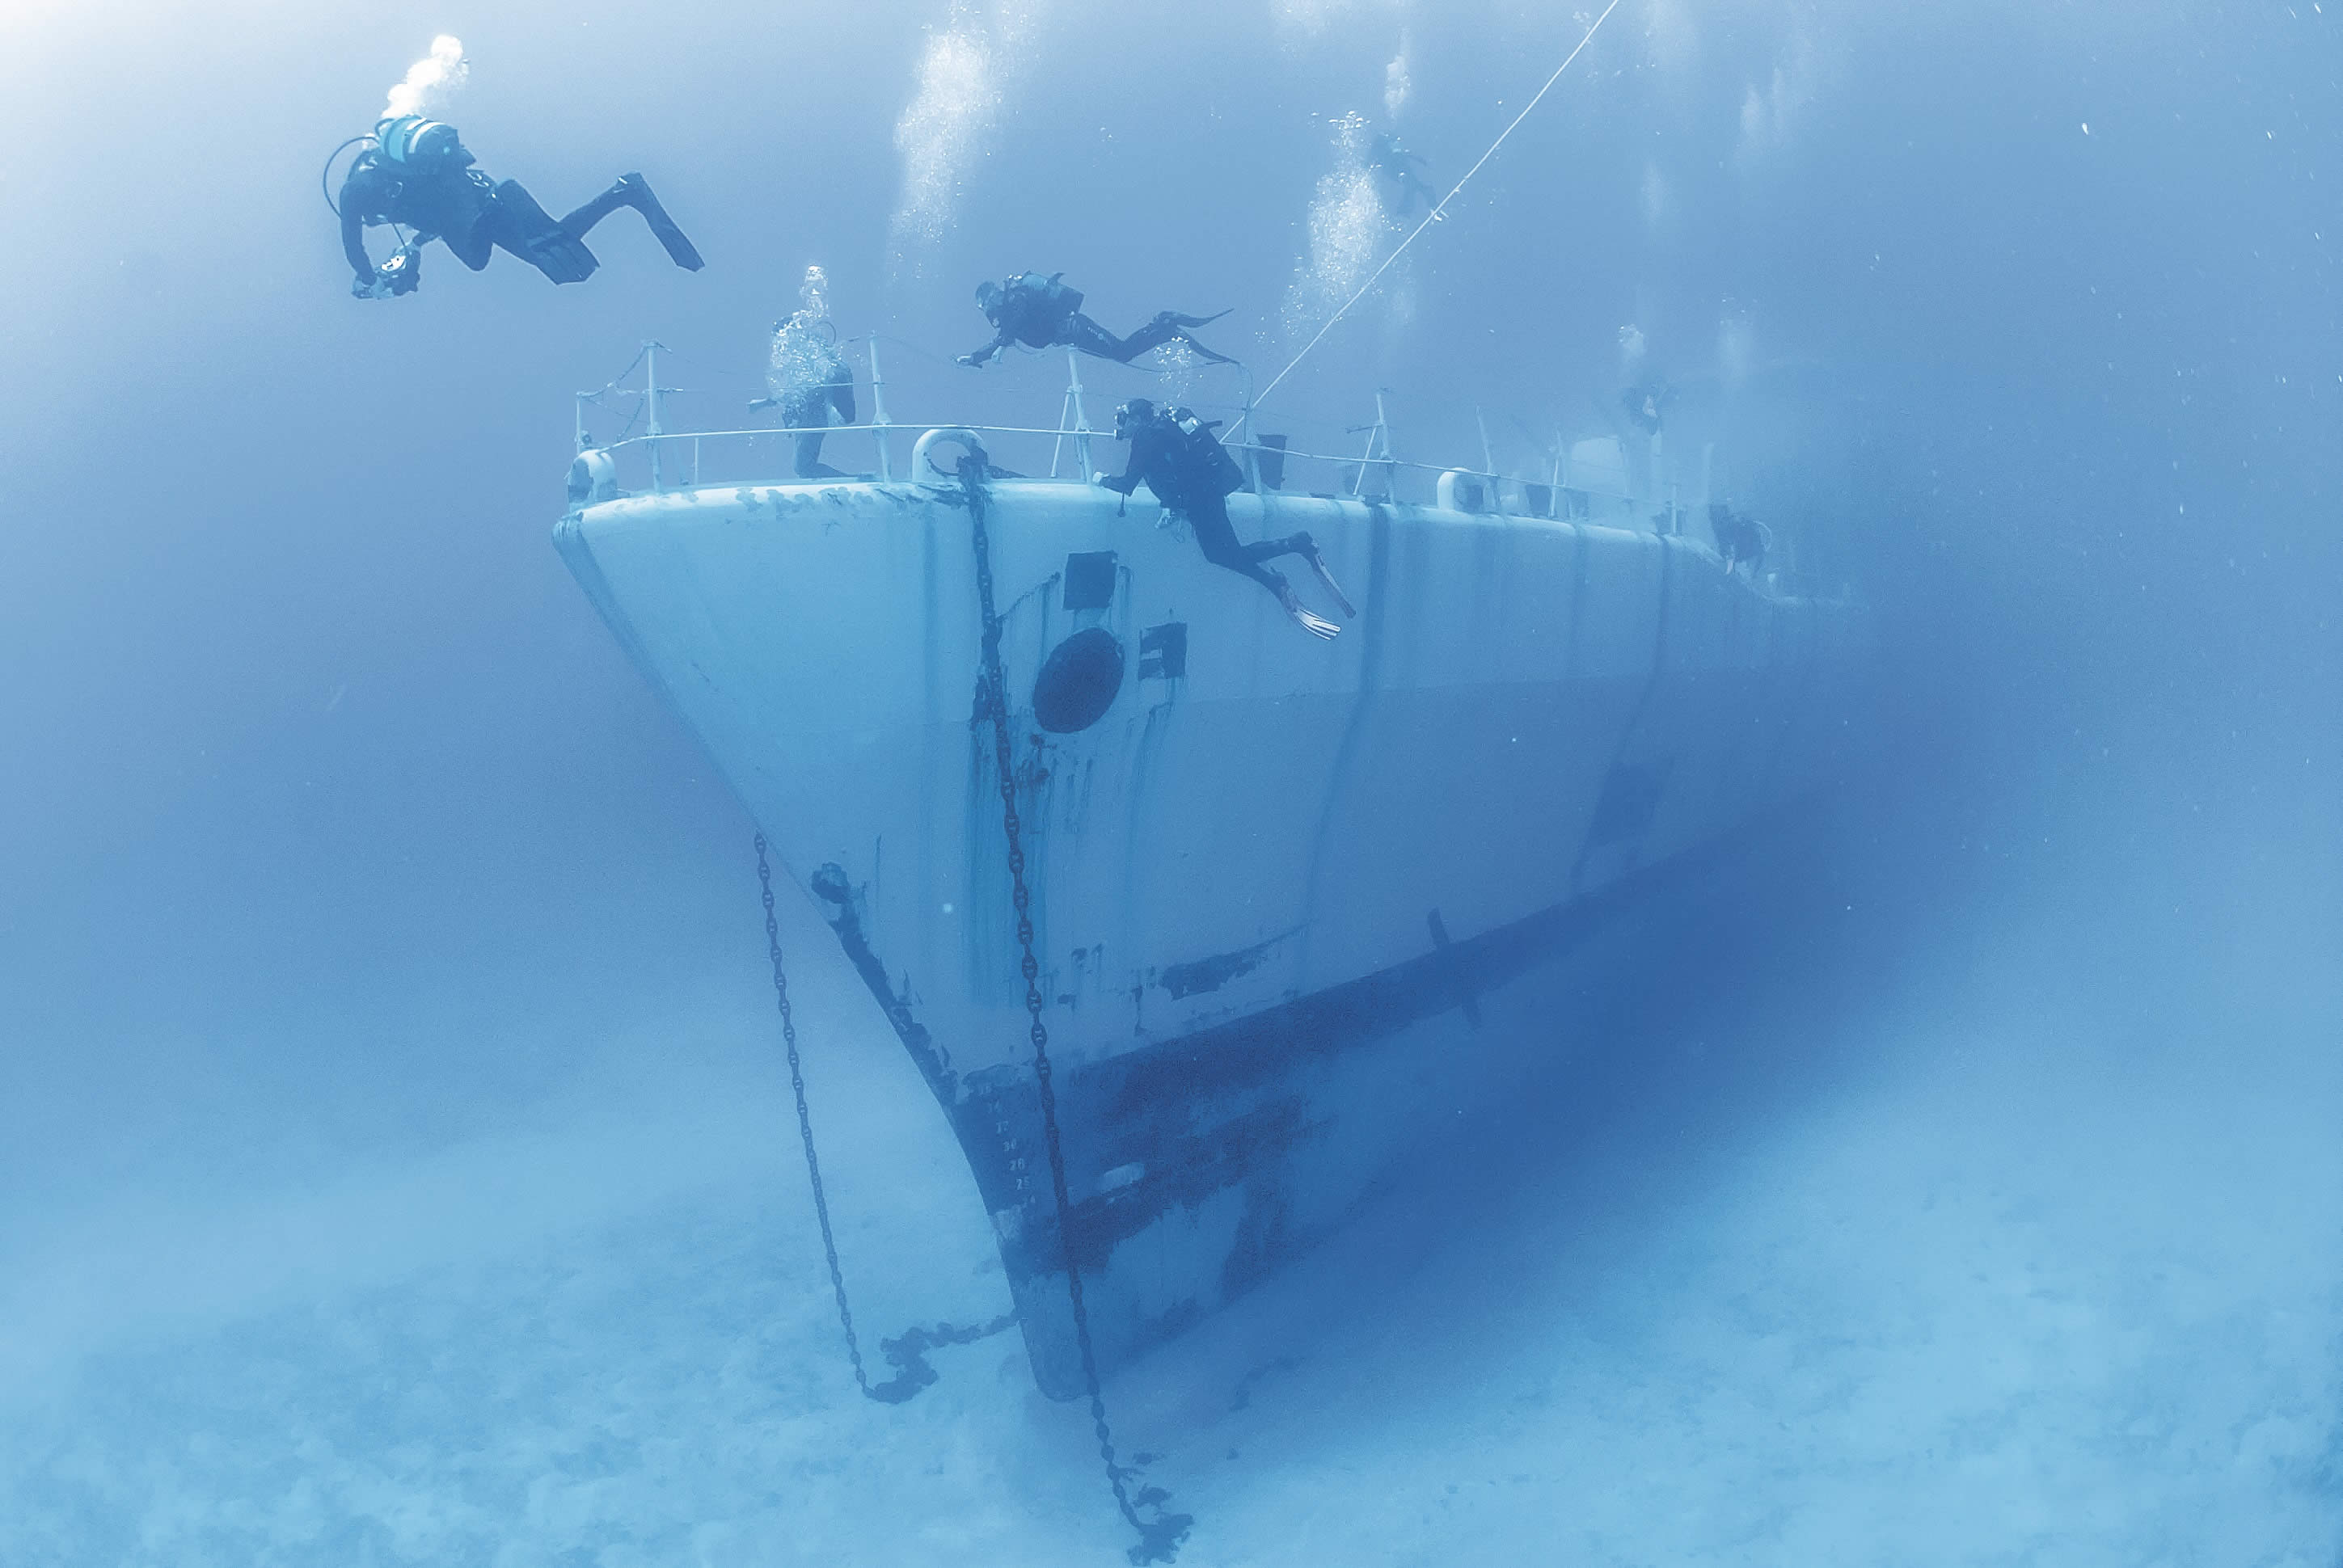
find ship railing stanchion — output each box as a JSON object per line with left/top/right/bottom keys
{"left": 1050, "top": 348, "right": 1094, "bottom": 481}
{"left": 1661, "top": 432, "right": 1678, "bottom": 533}
{"left": 1550, "top": 426, "right": 1567, "bottom": 520}
{"left": 1647, "top": 427, "right": 1662, "bottom": 532}
{"left": 1074, "top": 351, "right": 1093, "bottom": 480}
{"left": 1476, "top": 405, "right": 1498, "bottom": 510}
{"left": 868, "top": 336, "right": 894, "bottom": 482}
{"left": 1234, "top": 363, "right": 1260, "bottom": 494}
{"left": 1349, "top": 390, "right": 1394, "bottom": 500}
{"left": 645, "top": 339, "right": 664, "bottom": 495}
{"left": 1377, "top": 389, "right": 1396, "bottom": 499}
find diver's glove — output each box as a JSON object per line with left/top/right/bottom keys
{"left": 955, "top": 353, "right": 985, "bottom": 369}
{"left": 352, "top": 274, "right": 381, "bottom": 299}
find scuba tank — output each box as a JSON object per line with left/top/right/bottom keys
{"left": 374, "top": 115, "right": 467, "bottom": 166}
{"left": 1009, "top": 270, "right": 1084, "bottom": 321}
{"left": 1172, "top": 407, "right": 1245, "bottom": 499}
{"left": 323, "top": 116, "right": 471, "bottom": 218}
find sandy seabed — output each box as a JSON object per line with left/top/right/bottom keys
{"left": 5, "top": 962, "right": 2336, "bottom": 1568}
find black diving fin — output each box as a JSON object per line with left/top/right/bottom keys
{"left": 618, "top": 174, "right": 705, "bottom": 272}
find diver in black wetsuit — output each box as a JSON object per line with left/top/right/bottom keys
{"left": 956, "top": 273, "right": 1237, "bottom": 368}
{"left": 1622, "top": 381, "right": 1675, "bottom": 435}
{"left": 337, "top": 115, "right": 703, "bottom": 298}
{"left": 1369, "top": 133, "right": 1444, "bottom": 220}
{"left": 1709, "top": 503, "right": 1769, "bottom": 576}
{"left": 1097, "top": 398, "right": 1353, "bottom": 639}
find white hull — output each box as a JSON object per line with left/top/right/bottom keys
{"left": 555, "top": 472, "right": 1863, "bottom": 1396}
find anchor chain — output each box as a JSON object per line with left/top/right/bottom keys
{"left": 958, "top": 454, "right": 1193, "bottom": 1565}
{"left": 754, "top": 836, "right": 1015, "bottom": 1406}
{"left": 756, "top": 835, "right": 880, "bottom": 1398}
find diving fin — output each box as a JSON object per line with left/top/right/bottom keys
{"left": 494, "top": 179, "right": 600, "bottom": 284}
{"left": 1303, "top": 543, "right": 1357, "bottom": 618}
{"left": 1273, "top": 575, "right": 1342, "bottom": 640}
{"left": 1159, "top": 307, "right": 1232, "bottom": 328}
{"left": 617, "top": 173, "right": 705, "bottom": 272}
{"left": 1290, "top": 605, "right": 1342, "bottom": 640}
{"left": 1171, "top": 331, "right": 1239, "bottom": 365}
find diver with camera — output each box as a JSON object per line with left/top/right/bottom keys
{"left": 331, "top": 114, "right": 704, "bottom": 299}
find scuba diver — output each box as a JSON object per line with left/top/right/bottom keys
{"left": 335, "top": 115, "right": 703, "bottom": 298}
{"left": 1096, "top": 398, "right": 1353, "bottom": 640}
{"left": 1708, "top": 504, "right": 1770, "bottom": 576}
{"left": 957, "top": 273, "right": 1237, "bottom": 369}
{"left": 1622, "top": 381, "right": 1676, "bottom": 435}
{"left": 1369, "top": 133, "right": 1444, "bottom": 221}
{"left": 750, "top": 266, "right": 857, "bottom": 478}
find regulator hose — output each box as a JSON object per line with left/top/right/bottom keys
{"left": 320, "top": 135, "right": 374, "bottom": 218}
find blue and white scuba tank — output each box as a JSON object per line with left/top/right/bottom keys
{"left": 372, "top": 115, "right": 463, "bottom": 166}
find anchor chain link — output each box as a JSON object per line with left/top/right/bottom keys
{"left": 959, "top": 455, "right": 1193, "bottom": 1565}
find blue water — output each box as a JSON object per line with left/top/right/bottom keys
{"left": 2, "top": 2, "right": 2337, "bottom": 1562}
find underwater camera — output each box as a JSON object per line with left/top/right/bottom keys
{"left": 371, "top": 245, "right": 421, "bottom": 298}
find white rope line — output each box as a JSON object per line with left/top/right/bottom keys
{"left": 1254, "top": 0, "right": 1624, "bottom": 411}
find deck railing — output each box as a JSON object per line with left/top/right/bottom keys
{"left": 570, "top": 339, "right": 1689, "bottom": 533}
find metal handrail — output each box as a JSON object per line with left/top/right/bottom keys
{"left": 576, "top": 339, "right": 1668, "bottom": 522}
{"left": 589, "top": 421, "right": 1627, "bottom": 500}
{"left": 597, "top": 421, "right": 1076, "bottom": 451}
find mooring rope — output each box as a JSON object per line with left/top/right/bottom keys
{"left": 1254, "top": 0, "right": 1624, "bottom": 410}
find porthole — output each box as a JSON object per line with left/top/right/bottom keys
{"left": 1032, "top": 628, "right": 1125, "bottom": 733}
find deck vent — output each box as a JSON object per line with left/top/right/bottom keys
{"left": 1138, "top": 622, "right": 1187, "bottom": 681}
{"left": 1062, "top": 551, "right": 1117, "bottom": 611}
{"left": 1032, "top": 628, "right": 1125, "bottom": 733}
